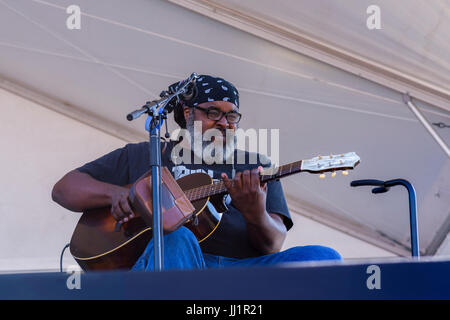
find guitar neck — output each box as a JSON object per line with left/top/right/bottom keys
{"left": 183, "top": 152, "right": 360, "bottom": 202}
{"left": 260, "top": 160, "right": 303, "bottom": 183}
{"left": 184, "top": 160, "right": 303, "bottom": 201}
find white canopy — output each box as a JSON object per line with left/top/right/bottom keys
{"left": 0, "top": 0, "right": 449, "bottom": 258}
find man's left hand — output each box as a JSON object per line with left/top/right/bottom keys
{"left": 221, "top": 167, "right": 267, "bottom": 222}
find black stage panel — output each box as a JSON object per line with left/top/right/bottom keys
{"left": 1, "top": 258, "right": 449, "bottom": 300}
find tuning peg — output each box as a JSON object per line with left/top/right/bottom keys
{"left": 342, "top": 170, "right": 349, "bottom": 176}
{"left": 319, "top": 173, "right": 326, "bottom": 179}
{"left": 331, "top": 172, "right": 336, "bottom": 178}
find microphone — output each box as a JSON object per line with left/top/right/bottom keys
{"left": 167, "top": 73, "right": 199, "bottom": 104}
{"left": 180, "top": 81, "right": 197, "bottom": 102}
{"left": 127, "top": 73, "right": 198, "bottom": 121}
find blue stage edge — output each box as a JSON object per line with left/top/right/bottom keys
{"left": 1, "top": 257, "right": 449, "bottom": 300}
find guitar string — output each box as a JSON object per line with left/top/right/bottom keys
{"left": 193, "top": 160, "right": 311, "bottom": 199}
{"left": 185, "top": 161, "right": 305, "bottom": 200}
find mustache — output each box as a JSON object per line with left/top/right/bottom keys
{"left": 215, "top": 127, "right": 236, "bottom": 136}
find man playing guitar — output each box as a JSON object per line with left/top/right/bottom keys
{"left": 52, "top": 74, "right": 341, "bottom": 270}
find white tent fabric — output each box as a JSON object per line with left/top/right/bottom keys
{"left": 178, "top": 0, "right": 450, "bottom": 100}
{"left": 169, "top": 0, "right": 450, "bottom": 113}
{"left": 0, "top": 0, "right": 449, "bottom": 258}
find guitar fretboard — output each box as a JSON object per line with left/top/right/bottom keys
{"left": 184, "top": 160, "right": 303, "bottom": 201}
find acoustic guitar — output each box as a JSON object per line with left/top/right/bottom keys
{"left": 69, "top": 152, "right": 360, "bottom": 271}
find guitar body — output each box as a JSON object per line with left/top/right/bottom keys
{"left": 69, "top": 172, "right": 227, "bottom": 271}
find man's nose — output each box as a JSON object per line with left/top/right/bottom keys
{"left": 215, "top": 115, "right": 229, "bottom": 129}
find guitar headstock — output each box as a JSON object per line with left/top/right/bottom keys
{"left": 301, "top": 152, "right": 360, "bottom": 178}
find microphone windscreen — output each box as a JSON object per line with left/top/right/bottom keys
{"left": 182, "top": 82, "right": 198, "bottom": 102}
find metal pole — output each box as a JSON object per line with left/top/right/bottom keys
{"left": 384, "top": 179, "right": 420, "bottom": 258}
{"left": 149, "top": 113, "right": 164, "bottom": 271}
{"left": 403, "top": 93, "right": 450, "bottom": 158}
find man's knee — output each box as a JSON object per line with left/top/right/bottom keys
{"left": 286, "top": 245, "right": 342, "bottom": 261}
{"left": 164, "top": 226, "right": 198, "bottom": 246}
{"left": 309, "top": 245, "right": 342, "bottom": 260}
{"left": 133, "top": 226, "right": 204, "bottom": 271}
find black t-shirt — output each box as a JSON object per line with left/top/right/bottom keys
{"left": 76, "top": 140, "right": 292, "bottom": 259}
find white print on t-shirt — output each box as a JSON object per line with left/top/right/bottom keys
{"left": 172, "top": 165, "right": 215, "bottom": 180}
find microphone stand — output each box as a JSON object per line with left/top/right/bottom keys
{"left": 350, "top": 179, "right": 420, "bottom": 258}
{"left": 126, "top": 73, "right": 198, "bottom": 271}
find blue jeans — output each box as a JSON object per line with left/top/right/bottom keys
{"left": 132, "top": 227, "right": 342, "bottom": 271}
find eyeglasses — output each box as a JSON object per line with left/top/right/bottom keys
{"left": 193, "top": 106, "right": 242, "bottom": 124}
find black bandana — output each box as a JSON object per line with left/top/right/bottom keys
{"left": 169, "top": 74, "right": 239, "bottom": 108}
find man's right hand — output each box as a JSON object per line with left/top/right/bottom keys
{"left": 110, "top": 187, "right": 135, "bottom": 224}
{"left": 52, "top": 170, "right": 137, "bottom": 222}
